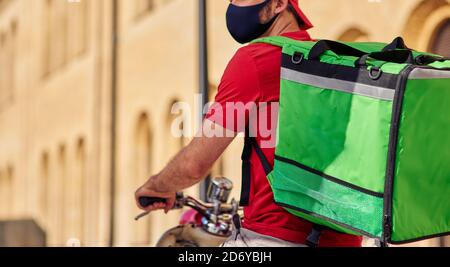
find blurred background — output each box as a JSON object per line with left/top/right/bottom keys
{"left": 0, "top": 0, "right": 449, "bottom": 247}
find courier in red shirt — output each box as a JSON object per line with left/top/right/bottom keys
{"left": 206, "top": 0, "right": 362, "bottom": 247}
{"left": 135, "top": 0, "right": 362, "bottom": 247}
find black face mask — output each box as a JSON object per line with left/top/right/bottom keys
{"left": 226, "top": 0, "right": 279, "bottom": 44}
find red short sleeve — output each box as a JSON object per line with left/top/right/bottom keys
{"left": 205, "top": 48, "right": 260, "bottom": 133}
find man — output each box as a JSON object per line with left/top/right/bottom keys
{"left": 135, "top": 0, "right": 363, "bottom": 247}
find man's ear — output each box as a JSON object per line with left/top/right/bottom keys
{"left": 274, "top": 0, "right": 289, "bottom": 14}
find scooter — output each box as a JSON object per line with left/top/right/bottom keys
{"left": 136, "top": 177, "right": 241, "bottom": 247}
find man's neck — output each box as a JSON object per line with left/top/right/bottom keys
{"left": 263, "top": 11, "right": 301, "bottom": 37}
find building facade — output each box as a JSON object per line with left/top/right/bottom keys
{"left": 0, "top": 0, "right": 449, "bottom": 247}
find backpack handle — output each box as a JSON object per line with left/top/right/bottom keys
{"left": 382, "top": 37, "right": 409, "bottom": 51}
{"left": 309, "top": 40, "right": 415, "bottom": 65}
{"left": 356, "top": 49, "right": 415, "bottom": 66}
{"left": 381, "top": 37, "right": 449, "bottom": 64}
{"left": 308, "top": 40, "right": 368, "bottom": 61}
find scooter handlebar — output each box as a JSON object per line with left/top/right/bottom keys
{"left": 139, "top": 197, "right": 167, "bottom": 208}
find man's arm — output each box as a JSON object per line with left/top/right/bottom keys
{"left": 136, "top": 46, "right": 257, "bottom": 212}
{"left": 135, "top": 120, "right": 236, "bottom": 212}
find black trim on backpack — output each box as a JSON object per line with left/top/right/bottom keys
{"left": 382, "top": 65, "right": 416, "bottom": 244}
{"left": 282, "top": 53, "right": 400, "bottom": 90}
{"left": 275, "top": 155, "right": 384, "bottom": 198}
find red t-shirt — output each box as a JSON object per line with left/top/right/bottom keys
{"left": 206, "top": 31, "right": 363, "bottom": 247}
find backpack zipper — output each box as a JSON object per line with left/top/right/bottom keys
{"left": 382, "top": 64, "right": 416, "bottom": 244}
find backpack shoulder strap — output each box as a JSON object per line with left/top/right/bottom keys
{"left": 240, "top": 127, "right": 272, "bottom": 207}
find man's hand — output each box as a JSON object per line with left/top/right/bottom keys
{"left": 135, "top": 175, "right": 177, "bottom": 214}
{"left": 134, "top": 120, "right": 236, "bottom": 214}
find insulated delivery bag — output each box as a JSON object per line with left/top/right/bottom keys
{"left": 245, "top": 36, "right": 450, "bottom": 245}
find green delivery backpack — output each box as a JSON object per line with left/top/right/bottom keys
{"left": 240, "top": 36, "right": 450, "bottom": 246}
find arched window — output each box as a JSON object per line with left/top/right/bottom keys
{"left": 337, "top": 28, "right": 369, "bottom": 42}
{"left": 5, "top": 165, "right": 14, "bottom": 217}
{"left": 0, "top": 169, "right": 5, "bottom": 218}
{"left": 8, "top": 21, "right": 16, "bottom": 103}
{"left": 166, "top": 99, "right": 185, "bottom": 160}
{"left": 57, "top": 145, "right": 66, "bottom": 245}
{"left": 40, "top": 152, "right": 50, "bottom": 226}
{"left": 64, "top": 138, "right": 87, "bottom": 245}
{"left": 134, "top": 0, "right": 174, "bottom": 20}
{"left": 3, "top": 29, "right": 11, "bottom": 104}
{"left": 67, "top": 0, "right": 88, "bottom": 58}
{"left": 401, "top": 0, "right": 449, "bottom": 51}
{"left": 56, "top": 0, "right": 68, "bottom": 68}
{"left": 135, "top": 0, "right": 155, "bottom": 18}
{"left": 42, "top": 0, "right": 52, "bottom": 76}
{"left": 132, "top": 113, "right": 153, "bottom": 246}
{"left": 43, "top": 0, "right": 68, "bottom": 76}
{"left": 0, "top": 32, "right": 5, "bottom": 105}
{"left": 430, "top": 19, "right": 450, "bottom": 56}
{"left": 0, "top": 165, "right": 13, "bottom": 217}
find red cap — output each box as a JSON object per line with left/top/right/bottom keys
{"left": 288, "top": 0, "right": 313, "bottom": 30}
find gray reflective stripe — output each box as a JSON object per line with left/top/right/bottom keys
{"left": 409, "top": 68, "right": 450, "bottom": 80}
{"left": 281, "top": 68, "right": 395, "bottom": 101}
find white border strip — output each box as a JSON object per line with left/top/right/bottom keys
{"left": 409, "top": 68, "right": 450, "bottom": 80}
{"left": 281, "top": 68, "right": 395, "bottom": 101}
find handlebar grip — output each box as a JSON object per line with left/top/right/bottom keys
{"left": 139, "top": 197, "right": 167, "bottom": 208}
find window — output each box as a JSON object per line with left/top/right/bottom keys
{"left": 40, "top": 152, "right": 50, "bottom": 226}
{"left": 135, "top": 0, "right": 155, "bottom": 18}
{"left": 0, "top": 165, "right": 14, "bottom": 217}
{"left": 134, "top": 0, "right": 174, "bottom": 20}
{"left": 430, "top": 19, "right": 450, "bottom": 57}
{"left": 43, "top": 0, "right": 88, "bottom": 77}
{"left": 337, "top": 28, "right": 369, "bottom": 42}
{"left": 57, "top": 145, "right": 66, "bottom": 245}
{"left": 42, "top": 0, "right": 51, "bottom": 76}
{"left": 401, "top": 0, "right": 449, "bottom": 51}
{"left": 8, "top": 21, "right": 16, "bottom": 103}
{"left": 67, "top": 0, "right": 88, "bottom": 58}
{"left": 166, "top": 99, "right": 185, "bottom": 160}
{"left": 0, "top": 169, "right": 5, "bottom": 218}
{"left": 0, "top": 32, "right": 5, "bottom": 106}
{"left": 43, "top": 0, "right": 57, "bottom": 76}
{"left": 132, "top": 113, "right": 153, "bottom": 246}
{"left": 54, "top": 0, "right": 68, "bottom": 69}
{"left": 0, "top": 20, "right": 17, "bottom": 108}
{"left": 69, "top": 138, "right": 87, "bottom": 245}
{"left": 6, "top": 166, "right": 13, "bottom": 216}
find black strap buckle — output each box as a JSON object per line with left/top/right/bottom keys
{"left": 306, "top": 225, "right": 324, "bottom": 248}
